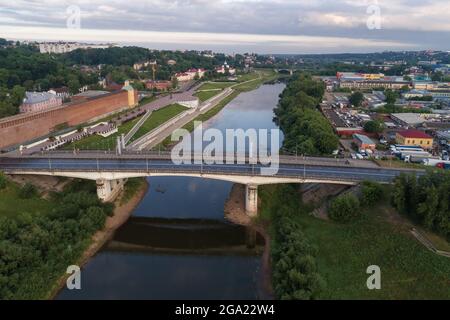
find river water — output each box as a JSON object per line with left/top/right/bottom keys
{"left": 57, "top": 83, "right": 285, "bottom": 300}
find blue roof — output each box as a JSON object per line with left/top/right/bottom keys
{"left": 353, "top": 134, "right": 375, "bottom": 145}
{"left": 24, "top": 91, "right": 58, "bottom": 104}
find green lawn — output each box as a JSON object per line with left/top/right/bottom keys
{"left": 63, "top": 116, "right": 142, "bottom": 150}
{"left": 197, "top": 82, "right": 234, "bottom": 91}
{"left": 158, "top": 69, "right": 280, "bottom": 149}
{"left": 129, "top": 104, "right": 188, "bottom": 143}
{"left": 0, "top": 182, "right": 52, "bottom": 218}
{"left": 259, "top": 184, "right": 450, "bottom": 300}
{"left": 194, "top": 90, "right": 222, "bottom": 102}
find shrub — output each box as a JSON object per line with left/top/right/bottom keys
{"left": 0, "top": 172, "right": 7, "bottom": 190}
{"left": 361, "top": 181, "right": 384, "bottom": 206}
{"left": 18, "top": 183, "right": 38, "bottom": 199}
{"left": 328, "top": 194, "right": 360, "bottom": 223}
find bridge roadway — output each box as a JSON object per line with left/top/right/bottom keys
{"left": 0, "top": 152, "right": 425, "bottom": 216}
{"left": 0, "top": 151, "right": 424, "bottom": 185}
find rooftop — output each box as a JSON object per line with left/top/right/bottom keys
{"left": 23, "top": 91, "right": 59, "bottom": 104}
{"left": 398, "top": 129, "right": 432, "bottom": 139}
{"left": 353, "top": 133, "right": 375, "bottom": 145}
{"left": 74, "top": 90, "right": 110, "bottom": 98}
{"left": 391, "top": 113, "right": 425, "bottom": 125}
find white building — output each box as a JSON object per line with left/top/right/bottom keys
{"left": 216, "top": 62, "right": 236, "bottom": 75}
{"left": 39, "top": 42, "right": 113, "bottom": 54}
{"left": 175, "top": 68, "right": 206, "bottom": 82}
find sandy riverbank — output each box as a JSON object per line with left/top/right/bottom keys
{"left": 48, "top": 179, "right": 149, "bottom": 299}
{"left": 224, "top": 184, "right": 274, "bottom": 300}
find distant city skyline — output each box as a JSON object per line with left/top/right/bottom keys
{"left": 0, "top": 0, "right": 449, "bottom": 54}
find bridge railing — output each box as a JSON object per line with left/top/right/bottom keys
{"left": 2, "top": 166, "right": 396, "bottom": 184}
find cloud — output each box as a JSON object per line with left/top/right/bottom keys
{"left": 0, "top": 0, "right": 448, "bottom": 53}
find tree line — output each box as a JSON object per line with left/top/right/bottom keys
{"left": 392, "top": 170, "right": 450, "bottom": 241}
{"left": 274, "top": 73, "right": 339, "bottom": 155}
{"left": 265, "top": 184, "right": 325, "bottom": 300}
{"left": 0, "top": 177, "right": 113, "bottom": 299}
{"left": 0, "top": 40, "right": 247, "bottom": 119}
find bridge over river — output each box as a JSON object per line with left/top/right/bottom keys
{"left": 0, "top": 151, "right": 424, "bottom": 216}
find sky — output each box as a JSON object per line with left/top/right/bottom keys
{"left": 0, "top": 0, "right": 449, "bottom": 54}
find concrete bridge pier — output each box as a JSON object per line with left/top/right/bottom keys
{"left": 245, "top": 184, "right": 258, "bottom": 218}
{"left": 96, "top": 178, "right": 127, "bottom": 202}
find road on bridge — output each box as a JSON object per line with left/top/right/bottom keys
{"left": 0, "top": 156, "right": 425, "bottom": 184}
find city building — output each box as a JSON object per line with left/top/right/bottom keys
{"left": 48, "top": 87, "right": 71, "bottom": 100}
{"left": 216, "top": 62, "right": 236, "bottom": 75}
{"left": 1, "top": 87, "right": 138, "bottom": 149}
{"left": 337, "top": 72, "right": 385, "bottom": 81}
{"left": 20, "top": 92, "right": 63, "bottom": 113}
{"left": 396, "top": 129, "right": 434, "bottom": 149}
{"left": 39, "top": 42, "right": 112, "bottom": 54}
{"left": 391, "top": 113, "right": 427, "bottom": 127}
{"left": 175, "top": 68, "right": 206, "bottom": 82}
{"left": 353, "top": 134, "right": 376, "bottom": 151}
{"left": 133, "top": 61, "right": 156, "bottom": 71}
{"left": 340, "top": 79, "right": 410, "bottom": 90}
{"left": 145, "top": 80, "right": 172, "bottom": 91}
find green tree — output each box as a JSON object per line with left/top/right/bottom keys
{"left": 364, "top": 120, "right": 385, "bottom": 134}
{"left": 0, "top": 172, "right": 7, "bottom": 189}
{"left": 349, "top": 91, "right": 364, "bottom": 108}
{"left": 361, "top": 181, "right": 384, "bottom": 206}
{"left": 19, "top": 183, "right": 38, "bottom": 199}
{"left": 328, "top": 194, "right": 360, "bottom": 223}
{"left": 385, "top": 89, "right": 399, "bottom": 105}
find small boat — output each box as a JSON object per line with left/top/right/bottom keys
{"left": 155, "top": 185, "right": 166, "bottom": 194}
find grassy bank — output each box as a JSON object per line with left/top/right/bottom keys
{"left": 158, "top": 69, "right": 279, "bottom": 149}
{"left": 194, "top": 90, "right": 222, "bottom": 102}
{"left": 129, "top": 104, "right": 187, "bottom": 143}
{"left": 259, "top": 184, "right": 450, "bottom": 300}
{"left": 197, "top": 82, "right": 234, "bottom": 91}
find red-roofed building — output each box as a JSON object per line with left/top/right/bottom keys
{"left": 396, "top": 129, "right": 434, "bottom": 149}
{"left": 145, "top": 80, "right": 171, "bottom": 91}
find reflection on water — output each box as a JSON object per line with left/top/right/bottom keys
{"left": 133, "top": 177, "right": 232, "bottom": 220}
{"left": 57, "top": 84, "right": 285, "bottom": 300}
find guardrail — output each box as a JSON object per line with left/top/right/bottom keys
{"left": 2, "top": 167, "right": 375, "bottom": 184}
{"left": 123, "top": 110, "right": 153, "bottom": 145}
{"left": 126, "top": 109, "right": 196, "bottom": 151}
{"left": 0, "top": 151, "right": 428, "bottom": 173}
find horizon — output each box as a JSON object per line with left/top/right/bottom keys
{"left": 3, "top": 37, "right": 449, "bottom": 57}
{"left": 1, "top": 1, "right": 449, "bottom": 54}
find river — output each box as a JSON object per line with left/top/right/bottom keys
{"left": 57, "top": 83, "right": 285, "bottom": 300}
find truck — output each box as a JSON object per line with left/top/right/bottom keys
{"left": 436, "top": 162, "right": 450, "bottom": 170}
{"left": 399, "top": 150, "right": 431, "bottom": 161}
{"left": 422, "top": 158, "right": 450, "bottom": 166}
{"left": 391, "top": 145, "right": 424, "bottom": 154}
{"left": 404, "top": 154, "right": 439, "bottom": 164}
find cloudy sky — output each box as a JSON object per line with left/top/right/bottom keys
{"left": 0, "top": 0, "right": 449, "bottom": 54}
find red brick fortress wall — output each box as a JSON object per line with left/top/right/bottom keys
{"left": 0, "top": 90, "right": 132, "bottom": 149}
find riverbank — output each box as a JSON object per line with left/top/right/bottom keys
{"left": 48, "top": 178, "right": 149, "bottom": 299}
{"left": 224, "top": 184, "right": 274, "bottom": 300}
{"left": 159, "top": 69, "right": 279, "bottom": 149}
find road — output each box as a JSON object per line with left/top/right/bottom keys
{"left": 0, "top": 155, "right": 424, "bottom": 184}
